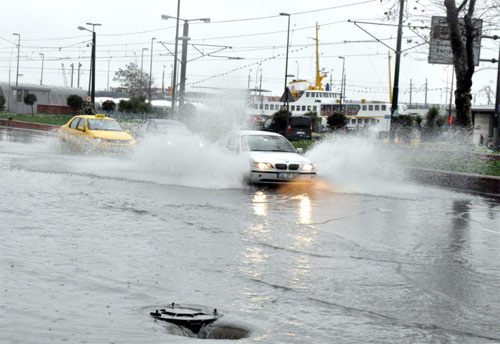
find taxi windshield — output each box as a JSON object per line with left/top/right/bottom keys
{"left": 87, "top": 118, "right": 123, "bottom": 131}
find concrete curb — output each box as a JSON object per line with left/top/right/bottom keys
{"left": 0, "top": 119, "right": 60, "bottom": 131}
{"left": 403, "top": 166, "right": 500, "bottom": 196}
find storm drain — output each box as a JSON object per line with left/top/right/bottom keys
{"left": 165, "top": 323, "right": 251, "bottom": 339}
{"left": 150, "top": 303, "right": 250, "bottom": 340}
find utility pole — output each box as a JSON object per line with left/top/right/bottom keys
{"left": 107, "top": 56, "right": 112, "bottom": 92}
{"left": 13, "top": 33, "right": 20, "bottom": 87}
{"left": 448, "top": 66, "right": 455, "bottom": 126}
{"left": 39, "top": 53, "right": 45, "bottom": 86}
{"left": 409, "top": 79, "right": 412, "bottom": 106}
{"left": 339, "top": 56, "right": 345, "bottom": 114}
{"left": 259, "top": 72, "right": 263, "bottom": 113}
{"left": 494, "top": 38, "right": 500, "bottom": 148}
{"left": 162, "top": 65, "right": 165, "bottom": 97}
{"left": 77, "top": 62, "right": 82, "bottom": 88}
{"left": 279, "top": 12, "right": 291, "bottom": 110}
{"left": 140, "top": 47, "right": 148, "bottom": 96}
{"left": 390, "top": 0, "right": 405, "bottom": 140}
{"left": 70, "top": 63, "right": 74, "bottom": 88}
{"left": 149, "top": 37, "right": 156, "bottom": 102}
{"left": 179, "top": 22, "right": 189, "bottom": 109}
{"left": 425, "top": 78, "right": 428, "bottom": 107}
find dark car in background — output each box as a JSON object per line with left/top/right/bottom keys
{"left": 261, "top": 115, "right": 312, "bottom": 141}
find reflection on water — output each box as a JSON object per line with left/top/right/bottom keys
{"left": 291, "top": 194, "right": 312, "bottom": 224}
{"left": 252, "top": 191, "right": 268, "bottom": 217}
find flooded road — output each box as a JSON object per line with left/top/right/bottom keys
{"left": 1, "top": 127, "right": 499, "bottom": 343}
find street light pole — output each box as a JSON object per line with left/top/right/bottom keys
{"left": 77, "top": 63, "right": 82, "bottom": 88}
{"left": 390, "top": 0, "right": 405, "bottom": 139}
{"left": 107, "top": 56, "right": 112, "bottom": 92}
{"left": 140, "top": 47, "right": 148, "bottom": 96}
{"left": 70, "top": 63, "right": 74, "bottom": 88}
{"left": 162, "top": 65, "right": 166, "bottom": 97}
{"left": 12, "top": 33, "right": 20, "bottom": 87}
{"left": 295, "top": 61, "right": 299, "bottom": 80}
{"left": 162, "top": 14, "right": 210, "bottom": 113}
{"left": 178, "top": 21, "right": 190, "bottom": 109}
{"left": 339, "top": 56, "right": 345, "bottom": 113}
{"left": 280, "top": 13, "right": 291, "bottom": 110}
{"left": 78, "top": 23, "right": 101, "bottom": 109}
{"left": 163, "top": 0, "right": 181, "bottom": 113}
{"left": 39, "top": 53, "right": 45, "bottom": 86}
{"left": 149, "top": 37, "right": 156, "bottom": 102}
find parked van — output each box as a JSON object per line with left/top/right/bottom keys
{"left": 261, "top": 116, "right": 312, "bottom": 141}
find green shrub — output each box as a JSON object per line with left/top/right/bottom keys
{"left": 272, "top": 109, "right": 291, "bottom": 134}
{"left": 327, "top": 112, "right": 346, "bottom": 130}
{"left": 67, "top": 94, "right": 84, "bottom": 112}
{"left": 23, "top": 93, "right": 37, "bottom": 116}
{"left": 102, "top": 100, "right": 116, "bottom": 113}
{"left": 0, "top": 95, "right": 5, "bottom": 112}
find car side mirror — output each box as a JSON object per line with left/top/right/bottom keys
{"left": 77, "top": 126, "right": 85, "bottom": 132}
{"left": 296, "top": 148, "right": 303, "bottom": 154}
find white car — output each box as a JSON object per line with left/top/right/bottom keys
{"left": 218, "top": 130, "right": 316, "bottom": 184}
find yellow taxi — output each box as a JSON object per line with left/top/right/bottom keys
{"left": 59, "top": 114, "right": 136, "bottom": 152}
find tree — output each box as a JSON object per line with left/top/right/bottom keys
{"left": 415, "top": 114, "right": 423, "bottom": 128}
{"left": 102, "top": 100, "right": 116, "bottom": 113}
{"left": 443, "top": 0, "right": 477, "bottom": 129}
{"left": 118, "top": 99, "right": 131, "bottom": 113}
{"left": 117, "top": 96, "right": 152, "bottom": 114}
{"left": 113, "top": 63, "right": 153, "bottom": 97}
{"left": 327, "top": 112, "right": 346, "bottom": 130}
{"left": 67, "top": 94, "right": 84, "bottom": 112}
{"left": 382, "top": 0, "right": 500, "bottom": 130}
{"left": 305, "top": 111, "right": 319, "bottom": 132}
{"left": 0, "top": 94, "right": 5, "bottom": 112}
{"left": 23, "top": 93, "right": 37, "bottom": 116}
{"left": 272, "top": 109, "right": 291, "bottom": 135}
{"left": 424, "top": 107, "right": 443, "bottom": 138}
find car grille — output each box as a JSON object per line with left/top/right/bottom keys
{"left": 275, "top": 163, "right": 287, "bottom": 170}
{"left": 103, "top": 139, "right": 130, "bottom": 144}
{"left": 289, "top": 164, "right": 299, "bottom": 170}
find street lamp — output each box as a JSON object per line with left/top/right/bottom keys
{"left": 12, "top": 33, "right": 20, "bottom": 87}
{"left": 140, "top": 47, "right": 149, "bottom": 96}
{"left": 338, "top": 56, "right": 345, "bottom": 113}
{"left": 149, "top": 37, "right": 156, "bottom": 102}
{"left": 162, "top": 65, "right": 166, "bottom": 96}
{"left": 78, "top": 23, "right": 101, "bottom": 109}
{"left": 162, "top": 14, "right": 210, "bottom": 111}
{"left": 107, "top": 55, "right": 112, "bottom": 92}
{"left": 295, "top": 60, "right": 299, "bottom": 80}
{"left": 280, "top": 12, "right": 291, "bottom": 109}
{"left": 39, "top": 53, "right": 45, "bottom": 86}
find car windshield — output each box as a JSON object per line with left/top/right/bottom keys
{"left": 87, "top": 118, "right": 123, "bottom": 131}
{"left": 154, "top": 122, "right": 191, "bottom": 134}
{"left": 243, "top": 135, "right": 296, "bottom": 153}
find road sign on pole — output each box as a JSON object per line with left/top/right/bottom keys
{"left": 428, "top": 16, "right": 482, "bottom": 66}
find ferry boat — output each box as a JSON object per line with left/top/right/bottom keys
{"left": 248, "top": 24, "right": 396, "bottom": 133}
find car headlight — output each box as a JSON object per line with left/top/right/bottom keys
{"left": 301, "top": 163, "right": 314, "bottom": 171}
{"left": 254, "top": 162, "right": 273, "bottom": 170}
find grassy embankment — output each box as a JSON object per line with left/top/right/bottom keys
{"left": 0, "top": 113, "right": 72, "bottom": 126}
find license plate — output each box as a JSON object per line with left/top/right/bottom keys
{"left": 278, "top": 172, "right": 298, "bottom": 179}
{"left": 297, "top": 131, "right": 305, "bottom": 135}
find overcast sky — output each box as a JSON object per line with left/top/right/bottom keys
{"left": 1, "top": 0, "right": 498, "bottom": 105}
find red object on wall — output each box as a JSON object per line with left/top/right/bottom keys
{"left": 37, "top": 104, "right": 76, "bottom": 115}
